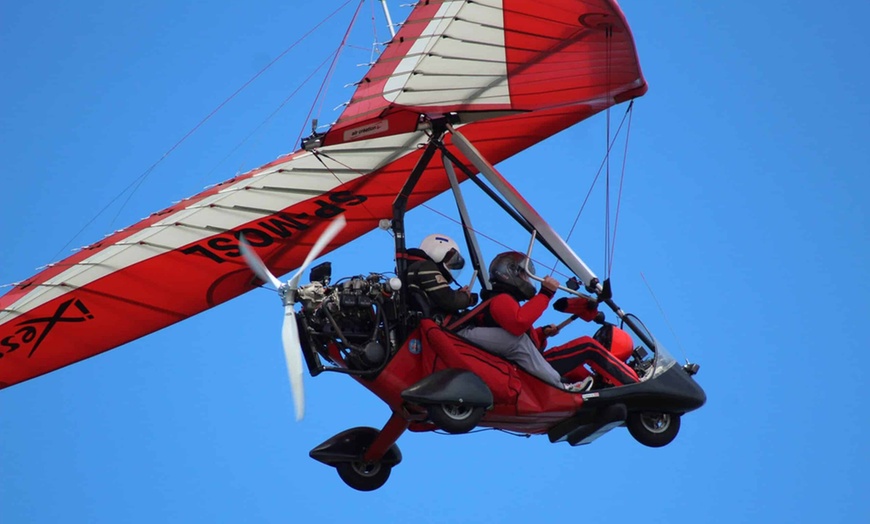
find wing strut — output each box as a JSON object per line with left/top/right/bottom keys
{"left": 448, "top": 126, "right": 599, "bottom": 291}
{"left": 442, "top": 154, "right": 490, "bottom": 292}
{"left": 447, "top": 125, "right": 658, "bottom": 350}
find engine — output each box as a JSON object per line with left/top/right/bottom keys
{"left": 296, "top": 272, "right": 400, "bottom": 373}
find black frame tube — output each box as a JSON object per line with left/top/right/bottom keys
{"left": 391, "top": 122, "right": 448, "bottom": 341}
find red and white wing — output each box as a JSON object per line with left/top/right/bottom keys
{"left": 0, "top": 0, "right": 645, "bottom": 389}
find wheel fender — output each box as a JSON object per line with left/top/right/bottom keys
{"left": 401, "top": 368, "right": 493, "bottom": 408}
{"left": 309, "top": 426, "right": 402, "bottom": 467}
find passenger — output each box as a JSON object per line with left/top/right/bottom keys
{"left": 458, "top": 251, "right": 639, "bottom": 390}
{"left": 542, "top": 294, "right": 640, "bottom": 387}
{"left": 405, "top": 234, "right": 478, "bottom": 318}
{"left": 544, "top": 321, "right": 640, "bottom": 387}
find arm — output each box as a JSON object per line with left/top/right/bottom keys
{"left": 531, "top": 326, "right": 549, "bottom": 351}
{"left": 429, "top": 283, "right": 475, "bottom": 311}
{"left": 489, "top": 290, "right": 553, "bottom": 336}
{"left": 410, "top": 260, "right": 475, "bottom": 312}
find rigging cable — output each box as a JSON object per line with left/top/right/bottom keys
{"left": 419, "top": 204, "right": 572, "bottom": 280}
{"left": 563, "top": 103, "right": 633, "bottom": 246}
{"left": 49, "top": 0, "right": 357, "bottom": 264}
{"left": 368, "top": 0, "right": 382, "bottom": 63}
{"left": 608, "top": 104, "right": 634, "bottom": 277}
{"left": 315, "top": 140, "right": 574, "bottom": 279}
{"left": 640, "top": 271, "right": 689, "bottom": 364}
{"left": 604, "top": 23, "right": 613, "bottom": 280}
{"left": 295, "top": 0, "right": 365, "bottom": 146}
{"left": 314, "top": 133, "right": 571, "bottom": 279}
{"left": 556, "top": 100, "right": 634, "bottom": 281}
{"left": 204, "top": 54, "right": 334, "bottom": 182}
{"left": 310, "top": 150, "right": 382, "bottom": 222}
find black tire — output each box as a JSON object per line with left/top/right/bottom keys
{"left": 627, "top": 412, "right": 681, "bottom": 448}
{"left": 336, "top": 460, "right": 392, "bottom": 492}
{"left": 427, "top": 403, "right": 485, "bottom": 434}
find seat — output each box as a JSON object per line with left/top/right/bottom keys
{"left": 407, "top": 286, "right": 433, "bottom": 319}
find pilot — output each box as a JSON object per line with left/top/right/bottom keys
{"left": 457, "top": 251, "right": 638, "bottom": 391}
{"left": 405, "top": 234, "right": 478, "bottom": 318}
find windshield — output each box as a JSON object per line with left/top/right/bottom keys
{"left": 621, "top": 314, "right": 677, "bottom": 381}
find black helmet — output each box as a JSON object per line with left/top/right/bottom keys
{"left": 488, "top": 251, "right": 536, "bottom": 300}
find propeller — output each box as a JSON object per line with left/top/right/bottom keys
{"left": 238, "top": 215, "right": 347, "bottom": 421}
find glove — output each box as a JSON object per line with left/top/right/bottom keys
{"left": 553, "top": 295, "right": 599, "bottom": 322}
{"left": 468, "top": 292, "right": 479, "bottom": 307}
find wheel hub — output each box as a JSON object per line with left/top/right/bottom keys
{"left": 640, "top": 413, "right": 670, "bottom": 433}
{"left": 443, "top": 404, "right": 473, "bottom": 420}
{"left": 350, "top": 460, "right": 382, "bottom": 477}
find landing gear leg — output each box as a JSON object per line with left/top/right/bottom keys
{"left": 363, "top": 412, "right": 409, "bottom": 463}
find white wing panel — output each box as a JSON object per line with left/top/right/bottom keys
{"left": 384, "top": 0, "right": 508, "bottom": 106}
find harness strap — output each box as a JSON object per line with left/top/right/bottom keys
{"left": 396, "top": 252, "right": 426, "bottom": 262}
{"left": 444, "top": 298, "right": 494, "bottom": 331}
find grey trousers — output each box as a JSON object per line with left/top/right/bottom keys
{"left": 457, "top": 326, "right": 563, "bottom": 388}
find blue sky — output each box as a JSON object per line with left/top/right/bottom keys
{"left": 1, "top": 1, "right": 868, "bottom": 522}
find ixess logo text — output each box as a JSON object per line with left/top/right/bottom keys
{"left": 0, "top": 298, "right": 94, "bottom": 359}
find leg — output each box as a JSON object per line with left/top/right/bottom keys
{"left": 558, "top": 363, "right": 592, "bottom": 383}
{"left": 545, "top": 336, "right": 639, "bottom": 386}
{"left": 458, "top": 327, "right": 564, "bottom": 388}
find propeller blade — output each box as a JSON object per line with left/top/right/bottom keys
{"left": 238, "top": 235, "right": 283, "bottom": 290}
{"left": 288, "top": 215, "right": 346, "bottom": 289}
{"left": 278, "top": 215, "right": 346, "bottom": 421}
{"left": 282, "top": 301, "right": 305, "bottom": 421}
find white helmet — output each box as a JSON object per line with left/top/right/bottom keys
{"left": 419, "top": 234, "right": 465, "bottom": 271}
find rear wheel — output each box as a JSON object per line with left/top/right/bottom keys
{"left": 427, "top": 403, "right": 485, "bottom": 434}
{"left": 336, "top": 460, "right": 392, "bottom": 492}
{"left": 627, "top": 412, "right": 681, "bottom": 448}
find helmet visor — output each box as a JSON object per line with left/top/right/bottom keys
{"left": 442, "top": 248, "right": 466, "bottom": 271}
{"left": 523, "top": 258, "right": 536, "bottom": 277}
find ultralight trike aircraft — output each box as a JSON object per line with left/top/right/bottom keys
{"left": 0, "top": 0, "right": 705, "bottom": 492}
{"left": 236, "top": 116, "right": 706, "bottom": 491}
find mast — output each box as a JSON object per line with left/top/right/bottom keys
{"left": 379, "top": 0, "right": 396, "bottom": 38}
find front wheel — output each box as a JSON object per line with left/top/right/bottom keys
{"left": 627, "top": 412, "right": 681, "bottom": 448}
{"left": 428, "top": 403, "right": 485, "bottom": 434}
{"left": 336, "top": 460, "right": 392, "bottom": 492}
